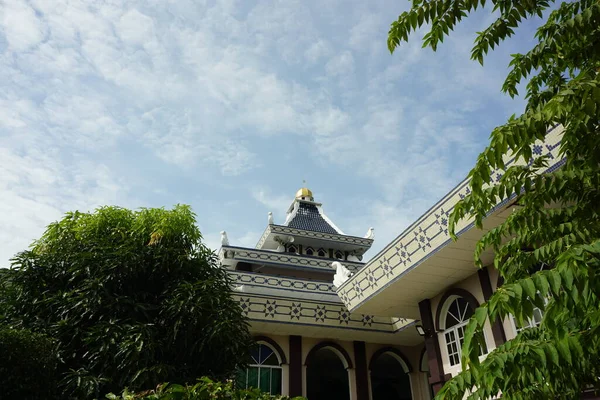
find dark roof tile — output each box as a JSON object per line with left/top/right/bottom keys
{"left": 287, "top": 203, "right": 339, "bottom": 234}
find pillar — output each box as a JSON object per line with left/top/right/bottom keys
{"left": 418, "top": 299, "right": 448, "bottom": 395}
{"left": 289, "top": 335, "right": 302, "bottom": 397}
{"left": 353, "top": 341, "right": 369, "bottom": 400}
{"left": 477, "top": 267, "right": 507, "bottom": 347}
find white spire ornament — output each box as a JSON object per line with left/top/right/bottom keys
{"left": 220, "top": 231, "right": 229, "bottom": 246}
{"left": 268, "top": 212, "right": 274, "bottom": 225}
{"left": 364, "top": 227, "right": 375, "bottom": 240}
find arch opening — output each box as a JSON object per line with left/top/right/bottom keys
{"left": 236, "top": 342, "right": 283, "bottom": 395}
{"left": 306, "top": 347, "right": 350, "bottom": 400}
{"left": 370, "top": 351, "right": 412, "bottom": 400}
{"left": 437, "top": 294, "right": 487, "bottom": 367}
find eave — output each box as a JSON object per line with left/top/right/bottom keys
{"left": 336, "top": 124, "right": 565, "bottom": 319}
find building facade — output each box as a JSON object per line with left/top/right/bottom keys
{"left": 219, "top": 188, "right": 430, "bottom": 399}
{"left": 220, "top": 125, "right": 572, "bottom": 399}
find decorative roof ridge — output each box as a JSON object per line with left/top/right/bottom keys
{"left": 285, "top": 201, "right": 340, "bottom": 235}
{"left": 221, "top": 244, "right": 366, "bottom": 266}
{"left": 316, "top": 203, "right": 344, "bottom": 235}
{"left": 270, "top": 224, "right": 373, "bottom": 241}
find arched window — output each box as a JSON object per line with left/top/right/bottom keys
{"left": 369, "top": 348, "right": 413, "bottom": 400}
{"left": 317, "top": 248, "right": 327, "bottom": 257}
{"left": 287, "top": 244, "right": 298, "bottom": 254}
{"left": 306, "top": 342, "right": 352, "bottom": 400}
{"left": 442, "top": 297, "right": 487, "bottom": 366}
{"left": 305, "top": 247, "right": 314, "bottom": 256}
{"left": 334, "top": 250, "right": 344, "bottom": 260}
{"left": 236, "top": 343, "right": 282, "bottom": 395}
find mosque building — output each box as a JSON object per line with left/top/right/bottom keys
{"left": 218, "top": 125, "right": 565, "bottom": 400}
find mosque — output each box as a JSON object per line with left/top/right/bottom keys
{"left": 218, "top": 125, "right": 564, "bottom": 400}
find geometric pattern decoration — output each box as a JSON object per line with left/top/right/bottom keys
{"left": 337, "top": 125, "right": 565, "bottom": 312}
{"left": 233, "top": 293, "right": 414, "bottom": 333}
{"left": 255, "top": 225, "right": 374, "bottom": 250}
{"left": 221, "top": 246, "right": 364, "bottom": 273}
{"left": 230, "top": 270, "right": 336, "bottom": 295}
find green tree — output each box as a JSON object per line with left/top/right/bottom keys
{"left": 0, "top": 328, "right": 60, "bottom": 399}
{"left": 388, "top": 1, "right": 600, "bottom": 399}
{"left": 0, "top": 205, "right": 253, "bottom": 399}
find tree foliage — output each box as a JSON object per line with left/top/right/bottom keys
{"left": 0, "top": 328, "right": 60, "bottom": 399}
{"left": 0, "top": 205, "right": 253, "bottom": 399}
{"left": 389, "top": 0, "right": 600, "bottom": 398}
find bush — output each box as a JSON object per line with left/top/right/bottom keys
{"left": 0, "top": 328, "right": 60, "bottom": 399}
{"left": 106, "top": 377, "right": 306, "bottom": 400}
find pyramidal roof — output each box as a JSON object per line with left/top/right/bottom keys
{"left": 286, "top": 202, "right": 339, "bottom": 234}
{"left": 283, "top": 187, "right": 344, "bottom": 235}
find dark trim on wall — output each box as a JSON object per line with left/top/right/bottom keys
{"left": 368, "top": 347, "right": 413, "bottom": 373}
{"left": 434, "top": 288, "right": 480, "bottom": 331}
{"left": 419, "top": 299, "right": 447, "bottom": 395}
{"left": 254, "top": 336, "right": 288, "bottom": 365}
{"left": 477, "top": 268, "right": 507, "bottom": 347}
{"left": 353, "top": 341, "right": 369, "bottom": 400}
{"left": 305, "top": 341, "right": 354, "bottom": 369}
{"left": 419, "top": 347, "right": 428, "bottom": 372}
{"left": 289, "top": 335, "right": 302, "bottom": 397}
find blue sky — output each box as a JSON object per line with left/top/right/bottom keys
{"left": 0, "top": 0, "right": 543, "bottom": 266}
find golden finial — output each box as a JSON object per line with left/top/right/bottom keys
{"left": 295, "top": 180, "right": 313, "bottom": 200}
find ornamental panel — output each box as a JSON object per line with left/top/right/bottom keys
{"left": 338, "top": 125, "right": 565, "bottom": 312}
{"left": 255, "top": 225, "right": 374, "bottom": 250}
{"left": 234, "top": 294, "right": 413, "bottom": 333}
{"left": 223, "top": 246, "right": 364, "bottom": 273}
{"left": 229, "top": 270, "right": 336, "bottom": 295}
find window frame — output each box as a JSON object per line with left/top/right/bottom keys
{"left": 441, "top": 296, "right": 488, "bottom": 367}
{"left": 237, "top": 343, "right": 283, "bottom": 395}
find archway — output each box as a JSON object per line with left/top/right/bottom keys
{"left": 436, "top": 290, "right": 488, "bottom": 367}
{"left": 236, "top": 340, "right": 284, "bottom": 395}
{"left": 306, "top": 344, "right": 350, "bottom": 400}
{"left": 370, "top": 349, "right": 412, "bottom": 400}
{"left": 419, "top": 348, "right": 433, "bottom": 400}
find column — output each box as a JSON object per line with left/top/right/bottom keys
{"left": 418, "top": 299, "right": 447, "bottom": 395}
{"left": 289, "top": 335, "right": 302, "bottom": 397}
{"left": 477, "top": 267, "right": 507, "bottom": 347}
{"left": 353, "top": 341, "right": 369, "bottom": 400}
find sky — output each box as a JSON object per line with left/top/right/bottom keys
{"left": 0, "top": 0, "right": 544, "bottom": 266}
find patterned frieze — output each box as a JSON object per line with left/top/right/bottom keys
{"left": 270, "top": 225, "right": 373, "bottom": 246}
{"left": 221, "top": 246, "right": 364, "bottom": 273}
{"left": 234, "top": 293, "right": 414, "bottom": 333}
{"left": 229, "top": 270, "right": 338, "bottom": 298}
{"left": 337, "top": 125, "right": 565, "bottom": 312}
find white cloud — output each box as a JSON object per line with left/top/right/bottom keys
{"left": 117, "top": 9, "right": 155, "bottom": 46}
{"left": 304, "top": 39, "right": 332, "bottom": 64}
{"left": 251, "top": 188, "right": 291, "bottom": 221}
{"left": 0, "top": 0, "right": 536, "bottom": 265}
{"left": 1, "top": 1, "right": 45, "bottom": 51}
{"left": 325, "top": 51, "right": 355, "bottom": 77}
{"left": 348, "top": 13, "right": 383, "bottom": 51}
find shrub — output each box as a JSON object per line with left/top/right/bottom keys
{"left": 106, "top": 377, "right": 306, "bottom": 400}
{"left": 0, "top": 328, "right": 59, "bottom": 399}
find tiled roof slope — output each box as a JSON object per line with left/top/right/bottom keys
{"left": 287, "top": 202, "right": 339, "bottom": 234}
